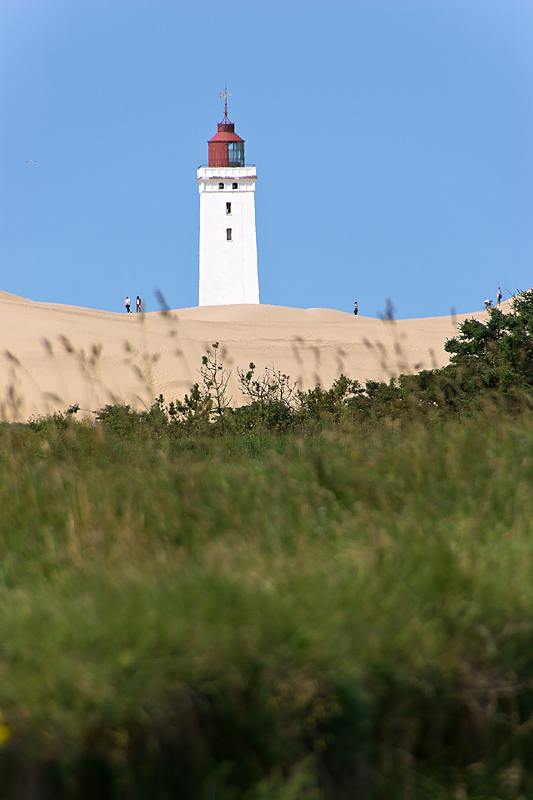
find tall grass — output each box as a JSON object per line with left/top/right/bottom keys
{"left": 1, "top": 406, "right": 533, "bottom": 798}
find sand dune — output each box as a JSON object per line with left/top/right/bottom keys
{"left": 0, "top": 290, "right": 509, "bottom": 420}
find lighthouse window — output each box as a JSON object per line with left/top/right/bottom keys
{"left": 218, "top": 182, "right": 224, "bottom": 190}
{"left": 232, "top": 182, "right": 238, "bottom": 189}
{"left": 228, "top": 142, "right": 245, "bottom": 167}
{"left": 226, "top": 202, "right": 231, "bottom": 215}
{"left": 226, "top": 228, "right": 232, "bottom": 241}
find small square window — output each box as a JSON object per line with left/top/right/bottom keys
{"left": 226, "top": 202, "right": 231, "bottom": 215}
{"left": 226, "top": 228, "right": 232, "bottom": 241}
{"left": 232, "top": 183, "right": 238, "bottom": 189}
{"left": 218, "top": 182, "right": 224, "bottom": 190}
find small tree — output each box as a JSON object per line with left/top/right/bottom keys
{"left": 200, "top": 342, "right": 232, "bottom": 428}
{"left": 237, "top": 362, "right": 299, "bottom": 410}
{"left": 444, "top": 289, "right": 533, "bottom": 391}
{"left": 298, "top": 375, "right": 363, "bottom": 421}
{"left": 169, "top": 383, "right": 213, "bottom": 431}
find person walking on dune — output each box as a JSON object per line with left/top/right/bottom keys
{"left": 125, "top": 296, "right": 131, "bottom": 313}
{"left": 497, "top": 287, "right": 503, "bottom": 307}
{"left": 136, "top": 296, "right": 142, "bottom": 313}
{"left": 353, "top": 301, "right": 359, "bottom": 316}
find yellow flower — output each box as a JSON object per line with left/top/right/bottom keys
{"left": 0, "top": 712, "right": 11, "bottom": 746}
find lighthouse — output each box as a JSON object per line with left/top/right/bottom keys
{"left": 197, "top": 90, "right": 259, "bottom": 306}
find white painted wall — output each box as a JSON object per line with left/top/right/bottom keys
{"left": 198, "top": 166, "right": 259, "bottom": 306}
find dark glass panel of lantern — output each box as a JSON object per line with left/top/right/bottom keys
{"left": 228, "top": 142, "right": 245, "bottom": 167}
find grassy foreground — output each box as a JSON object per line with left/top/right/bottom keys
{"left": 1, "top": 408, "right": 533, "bottom": 799}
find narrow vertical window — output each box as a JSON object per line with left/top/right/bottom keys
{"left": 226, "top": 202, "right": 231, "bottom": 215}
{"left": 226, "top": 228, "right": 232, "bottom": 241}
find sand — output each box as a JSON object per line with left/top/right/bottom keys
{"left": 0, "top": 290, "right": 510, "bottom": 421}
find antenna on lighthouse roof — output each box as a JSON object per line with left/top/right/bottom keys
{"left": 219, "top": 82, "right": 231, "bottom": 122}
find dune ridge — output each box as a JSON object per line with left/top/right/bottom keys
{"left": 0, "top": 291, "right": 504, "bottom": 420}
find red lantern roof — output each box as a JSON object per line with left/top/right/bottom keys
{"left": 208, "top": 122, "right": 244, "bottom": 144}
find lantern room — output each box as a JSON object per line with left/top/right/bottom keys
{"left": 208, "top": 122, "right": 245, "bottom": 168}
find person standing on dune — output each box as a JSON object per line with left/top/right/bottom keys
{"left": 125, "top": 296, "right": 131, "bottom": 313}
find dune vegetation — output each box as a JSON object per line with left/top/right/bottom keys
{"left": 1, "top": 293, "right": 533, "bottom": 798}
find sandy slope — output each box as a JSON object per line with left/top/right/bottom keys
{"left": 0, "top": 290, "right": 508, "bottom": 420}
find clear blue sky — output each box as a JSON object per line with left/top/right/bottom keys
{"left": 1, "top": 0, "right": 531, "bottom": 318}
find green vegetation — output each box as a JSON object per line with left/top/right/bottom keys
{"left": 1, "top": 293, "right": 533, "bottom": 798}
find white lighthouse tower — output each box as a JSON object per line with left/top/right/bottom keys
{"left": 197, "top": 91, "right": 259, "bottom": 306}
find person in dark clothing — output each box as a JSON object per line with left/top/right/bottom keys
{"left": 353, "top": 301, "right": 359, "bottom": 316}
